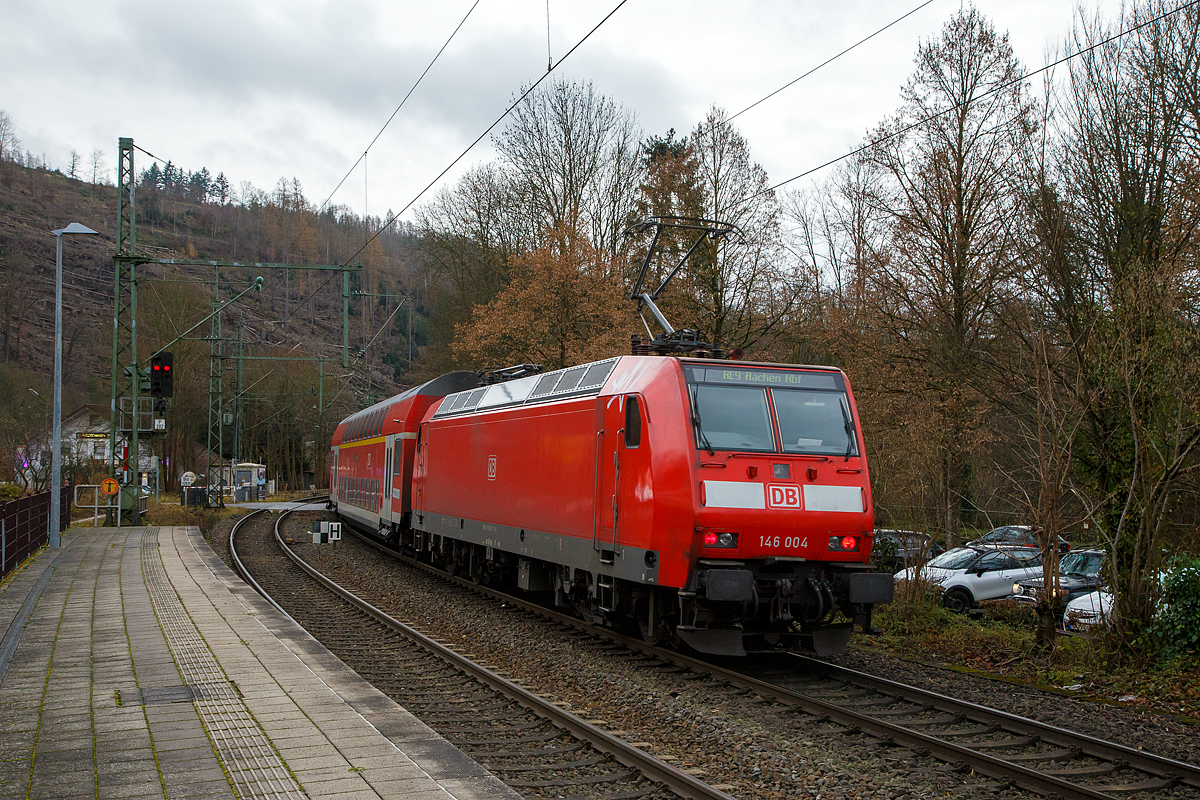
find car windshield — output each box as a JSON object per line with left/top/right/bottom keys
{"left": 985, "top": 526, "right": 1028, "bottom": 542}
{"left": 1061, "top": 550, "right": 1104, "bottom": 577}
{"left": 927, "top": 547, "right": 981, "bottom": 570}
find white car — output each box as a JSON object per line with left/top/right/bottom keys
{"left": 1063, "top": 589, "right": 1112, "bottom": 631}
{"left": 895, "top": 545, "right": 1043, "bottom": 613}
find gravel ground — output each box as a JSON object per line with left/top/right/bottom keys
{"left": 824, "top": 648, "right": 1200, "bottom": 767}
{"left": 208, "top": 514, "right": 1199, "bottom": 800}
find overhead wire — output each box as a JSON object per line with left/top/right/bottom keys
{"left": 315, "top": 0, "right": 483, "bottom": 214}
{"left": 752, "top": 0, "right": 1200, "bottom": 200}
{"left": 276, "top": 0, "right": 631, "bottom": 344}
{"left": 725, "top": 0, "right": 935, "bottom": 126}
{"left": 339, "top": 0, "right": 630, "bottom": 269}
{"left": 132, "top": 143, "right": 168, "bottom": 166}
{"left": 133, "top": 0, "right": 917, "bottom": 348}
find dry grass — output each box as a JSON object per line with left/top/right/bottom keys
{"left": 871, "top": 588, "right": 1200, "bottom": 719}
{"left": 68, "top": 499, "right": 247, "bottom": 537}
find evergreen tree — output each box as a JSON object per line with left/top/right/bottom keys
{"left": 213, "top": 172, "right": 230, "bottom": 204}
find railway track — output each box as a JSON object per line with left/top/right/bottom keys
{"left": 741, "top": 656, "right": 1200, "bottom": 798}
{"left": 325, "top": 518, "right": 1200, "bottom": 800}
{"left": 227, "top": 503, "right": 737, "bottom": 800}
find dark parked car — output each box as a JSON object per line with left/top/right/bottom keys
{"left": 967, "top": 525, "right": 1070, "bottom": 554}
{"left": 1012, "top": 548, "right": 1105, "bottom": 617}
{"left": 872, "top": 529, "right": 945, "bottom": 573}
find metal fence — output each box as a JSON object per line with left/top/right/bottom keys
{"left": 1, "top": 487, "right": 69, "bottom": 580}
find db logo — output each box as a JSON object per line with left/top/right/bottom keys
{"left": 487, "top": 455, "right": 497, "bottom": 481}
{"left": 767, "top": 484, "right": 801, "bottom": 509}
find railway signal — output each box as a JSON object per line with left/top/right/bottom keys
{"left": 150, "top": 351, "right": 173, "bottom": 397}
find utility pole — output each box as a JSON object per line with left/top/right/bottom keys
{"left": 108, "top": 138, "right": 143, "bottom": 524}
{"left": 108, "top": 137, "right": 364, "bottom": 519}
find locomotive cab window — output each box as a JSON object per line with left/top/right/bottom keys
{"left": 685, "top": 365, "right": 857, "bottom": 456}
{"left": 690, "top": 384, "right": 774, "bottom": 452}
{"left": 772, "top": 390, "right": 857, "bottom": 457}
{"left": 624, "top": 396, "right": 642, "bottom": 448}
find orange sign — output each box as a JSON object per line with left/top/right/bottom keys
{"left": 100, "top": 478, "right": 120, "bottom": 496}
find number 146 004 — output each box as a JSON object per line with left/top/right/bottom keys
{"left": 759, "top": 536, "right": 807, "bottom": 549}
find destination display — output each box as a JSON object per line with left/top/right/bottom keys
{"left": 685, "top": 365, "right": 841, "bottom": 390}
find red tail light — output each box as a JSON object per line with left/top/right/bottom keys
{"left": 702, "top": 531, "right": 738, "bottom": 549}
{"left": 828, "top": 535, "right": 861, "bottom": 552}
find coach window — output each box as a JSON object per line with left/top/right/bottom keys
{"left": 624, "top": 396, "right": 641, "bottom": 448}
{"left": 394, "top": 440, "right": 403, "bottom": 473}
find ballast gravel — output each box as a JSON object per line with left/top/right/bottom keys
{"left": 208, "top": 515, "right": 1199, "bottom": 800}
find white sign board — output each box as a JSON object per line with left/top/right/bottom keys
{"left": 180, "top": 471, "right": 196, "bottom": 487}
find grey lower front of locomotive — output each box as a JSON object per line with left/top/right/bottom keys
{"left": 677, "top": 561, "right": 894, "bottom": 656}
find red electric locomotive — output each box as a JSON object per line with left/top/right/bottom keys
{"left": 329, "top": 218, "right": 892, "bottom": 655}
{"left": 330, "top": 354, "right": 892, "bottom": 656}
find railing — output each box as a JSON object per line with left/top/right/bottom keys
{"left": 73, "top": 485, "right": 148, "bottom": 527}
{"left": 1, "top": 487, "right": 68, "bottom": 580}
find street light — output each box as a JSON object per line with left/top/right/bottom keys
{"left": 49, "top": 222, "right": 98, "bottom": 546}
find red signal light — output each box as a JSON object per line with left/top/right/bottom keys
{"left": 703, "top": 532, "right": 718, "bottom": 546}
{"left": 163, "top": 365, "right": 170, "bottom": 371}
{"left": 841, "top": 535, "right": 858, "bottom": 551}
{"left": 152, "top": 364, "right": 161, "bottom": 371}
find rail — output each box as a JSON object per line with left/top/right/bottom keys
{"left": 342, "top": 525, "right": 1200, "bottom": 800}
{"left": 230, "top": 503, "right": 737, "bottom": 800}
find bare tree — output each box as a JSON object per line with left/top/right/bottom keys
{"left": 856, "top": 7, "right": 1034, "bottom": 545}
{"left": 650, "top": 106, "right": 792, "bottom": 353}
{"left": 89, "top": 148, "right": 108, "bottom": 185}
{"left": 68, "top": 150, "right": 81, "bottom": 180}
{"left": 0, "top": 110, "right": 17, "bottom": 163}
{"left": 494, "top": 79, "right": 644, "bottom": 256}
{"left": 1015, "top": 0, "right": 1200, "bottom": 647}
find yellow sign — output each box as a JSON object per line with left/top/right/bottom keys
{"left": 100, "top": 478, "right": 120, "bottom": 496}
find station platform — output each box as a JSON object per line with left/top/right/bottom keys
{"left": 0, "top": 525, "right": 521, "bottom": 800}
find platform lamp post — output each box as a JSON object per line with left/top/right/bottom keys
{"left": 49, "top": 223, "right": 98, "bottom": 546}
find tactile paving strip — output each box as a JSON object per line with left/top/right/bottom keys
{"left": 141, "top": 535, "right": 307, "bottom": 800}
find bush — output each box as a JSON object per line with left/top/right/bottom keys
{"left": 877, "top": 580, "right": 957, "bottom": 637}
{"left": 1149, "top": 555, "right": 1200, "bottom": 664}
{"left": 981, "top": 597, "right": 1037, "bottom": 629}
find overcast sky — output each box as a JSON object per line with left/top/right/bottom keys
{"left": 3, "top": 0, "right": 1114, "bottom": 225}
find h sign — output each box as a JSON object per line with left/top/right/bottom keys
{"left": 767, "top": 484, "right": 801, "bottom": 509}
{"left": 487, "top": 455, "right": 497, "bottom": 481}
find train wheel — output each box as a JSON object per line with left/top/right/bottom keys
{"left": 470, "top": 549, "right": 486, "bottom": 585}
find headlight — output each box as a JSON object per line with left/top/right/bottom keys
{"left": 702, "top": 531, "right": 738, "bottom": 548}
{"left": 1013, "top": 583, "right": 1023, "bottom": 595}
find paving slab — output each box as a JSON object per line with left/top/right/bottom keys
{"left": 0, "top": 525, "right": 521, "bottom": 800}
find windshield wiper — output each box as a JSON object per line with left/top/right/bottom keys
{"left": 839, "top": 397, "right": 857, "bottom": 461}
{"left": 690, "top": 388, "right": 716, "bottom": 456}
